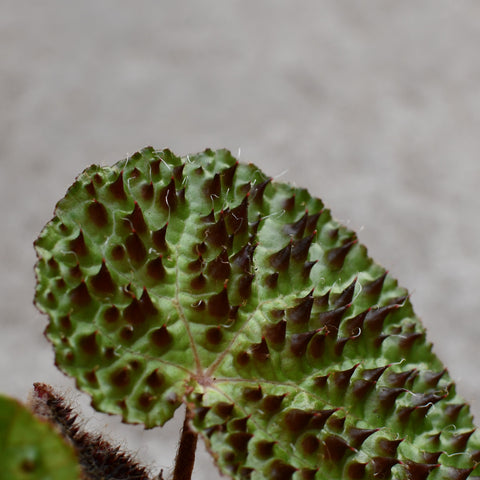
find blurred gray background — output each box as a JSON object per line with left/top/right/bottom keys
{"left": 2, "top": 1, "right": 480, "bottom": 478}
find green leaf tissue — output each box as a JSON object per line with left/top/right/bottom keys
{"left": 34, "top": 148, "right": 480, "bottom": 480}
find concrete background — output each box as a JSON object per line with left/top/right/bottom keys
{"left": 2, "top": 1, "right": 480, "bottom": 478}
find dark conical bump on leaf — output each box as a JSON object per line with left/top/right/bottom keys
{"left": 108, "top": 172, "right": 127, "bottom": 200}
{"left": 450, "top": 430, "right": 475, "bottom": 451}
{"left": 147, "top": 256, "right": 165, "bottom": 281}
{"left": 331, "top": 364, "right": 358, "bottom": 390}
{"left": 232, "top": 242, "right": 256, "bottom": 273}
{"left": 398, "top": 406, "right": 421, "bottom": 425}
{"left": 173, "top": 163, "right": 185, "bottom": 181}
{"left": 201, "top": 209, "right": 215, "bottom": 223}
{"left": 70, "top": 230, "right": 88, "bottom": 257}
{"left": 126, "top": 232, "right": 147, "bottom": 264}
{"left": 423, "top": 369, "right": 445, "bottom": 387}
{"left": 204, "top": 173, "right": 221, "bottom": 199}
{"left": 124, "top": 298, "right": 146, "bottom": 325}
{"left": 188, "top": 256, "right": 203, "bottom": 272}
{"left": 228, "top": 432, "right": 253, "bottom": 453}
{"left": 284, "top": 212, "right": 308, "bottom": 238}
{"left": 206, "top": 326, "right": 223, "bottom": 345}
{"left": 221, "top": 161, "right": 238, "bottom": 188}
{"left": 194, "top": 241, "right": 208, "bottom": 255}
{"left": 364, "top": 304, "right": 398, "bottom": 334}
{"left": 269, "top": 459, "right": 297, "bottom": 480}
{"left": 151, "top": 325, "right": 172, "bottom": 348}
{"left": 226, "top": 196, "right": 249, "bottom": 235}
{"left": 158, "top": 178, "right": 177, "bottom": 211}
{"left": 270, "top": 242, "right": 292, "bottom": 271}
{"left": 284, "top": 409, "right": 314, "bottom": 432}
{"left": 377, "top": 437, "right": 403, "bottom": 457}
{"left": 59, "top": 314, "right": 73, "bottom": 330}
{"left": 251, "top": 337, "right": 269, "bottom": 362}
{"left": 306, "top": 212, "right": 322, "bottom": 233}
{"left": 323, "top": 435, "right": 351, "bottom": 462}
{"left": 313, "top": 375, "right": 329, "bottom": 389}
{"left": 447, "top": 467, "right": 474, "bottom": 480}
{"left": 287, "top": 291, "right": 314, "bottom": 325}
{"left": 87, "top": 201, "right": 108, "bottom": 228}
{"left": 191, "top": 273, "right": 207, "bottom": 290}
{"left": 399, "top": 331, "right": 423, "bottom": 351}
{"left": 265, "top": 319, "right": 286, "bottom": 345}
{"left": 316, "top": 305, "right": 349, "bottom": 334}
{"left": 290, "top": 330, "right": 317, "bottom": 357}
{"left": 110, "top": 245, "right": 125, "bottom": 261}
{"left": 70, "top": 281, "right": 91, "bottom": 306}
{"left": 214, "top": 402, "right": 234, "bottom": 419}
{"left": 207, "top": 248, "right": 231, "bottom": 280}
{"left": 363, "top": 272, "right": 387, "bottom": 298}
{"left": 238, "top": 273, "right": 254, "bottom": 300}
{"left": 291, "top": 233, "right": 315, "bottom": 263}
{"left": 34, "top": 148, "right": 480, "bottom": 480}
{"left": 386, "top": 369, "right": 415, "bottom": 388}
{"left": 261, "top": 394, "right": 285, "bottom": 413}
{"left": 309, "top": 333, "right": 324, "bottom": 358}
{"left": 79, "top": 331, "right": 98, "bottom": 355}
{"left": 139, "top": 288, "right": 157, "bottom": 316}
{"left": 344, "top": 311, "right": 367, "bottom": 337}
{"left": 208, "top": 286, "right": 230, "bottom": 318}
{"left": 422, "top": 451, "right": 442, "bottom": 464}
{"left": 332, "top": 278, "right": 356, "bottom": 307}
{"left": 310, "top": 409, "right": 336, "bottom": 430}
{"left": 85, "top": 180, "right": 96, "bottom": 196}
{"left": 265, "top": 272, "right": 279, "bottom": 288}
{"left": 256, "top": 440, "right": 275, "bottom": 459}
{"left": 283, "top": 194, "right": 295, "bottom": 212}
{"left": 250, "top": 178, "right": 271, "bottom": 204}
{"left": 302, "top": 260, "right": 317, "bottom": 278}
{"left": 111, "top": 367, "right": 131, "bottom": 388}
{"left": 403, "top": 461, "right": 439, "bottom": 480}
{"left": 327, "top": 414, "right": 345, "bottom": 432}
{"left": 301, "top": 435, "right": 320, "bottom": 454}
{"left": 120, "top": 325, "right": 134, "bottom": 341}
{"left": 326, "top": 240, "right": 356, "bottom": 270}
{"left": 347, "top": 462, "right": 367, "bottom": 479}
{"left": 204, "top": 214, "right": 228, "bottom": 248}
{"left": 243, "top": 385, "right": 263, "bottom": 402}
{"left": 127, "top": 202, "right": 147, "bottom": 234}
{"left": 152, "top": 224, "right": 168, "bottom": 251}
{"left": 146, "top": 369, "right": 164, "bottom": 389}
{"left": 445, "top": 403, "right": 465, "bottom": 421}
{"left": 377, "top": 387, "right": 405, "bottom": 411}
{"left": 370, "top": 457, "right": 399, "bottom": 478}
{"left": 90, "top": 261, "right": 115, "bottom": 295}
{"left": 361, "top": 365, "right": 388, "bottom": 382}
{"left": 347, "top": 427, "right": 377, "bottom": 449}
{"left": 141, "top": 181, "right": 154, "bottom": 201}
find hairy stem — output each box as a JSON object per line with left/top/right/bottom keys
{"left": 172, "top": 408, "right": 198, "bottom": 480}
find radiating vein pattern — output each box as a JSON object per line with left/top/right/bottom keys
{"left": 35, "top": 148, "right": 480, "bottom": 479}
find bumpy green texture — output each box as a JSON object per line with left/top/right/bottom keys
{"left": 0, "top": 394, "right": 82, "bottom": 480}
{"left": 35, "top": 148, "right": 480, "bottom": 480}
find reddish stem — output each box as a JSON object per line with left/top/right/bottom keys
{"left": 172, "top": 408, "right": 198, "bottom": 480}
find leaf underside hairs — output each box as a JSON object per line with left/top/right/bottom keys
{"left": 30, "top": 383, "right": 154, "bottom": 480}
{"left": 35, "top": 147, "right": 480, "bottom": 480}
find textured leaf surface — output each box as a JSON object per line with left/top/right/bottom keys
{"left": 0, "top": 394, "right": 81, "bottom": 480}
{"left": 35, "top": 148, "right": 480, "bottom": 479}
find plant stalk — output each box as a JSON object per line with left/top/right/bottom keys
{"left": 172, "top": 408, "right": 198, "bottom": 480}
